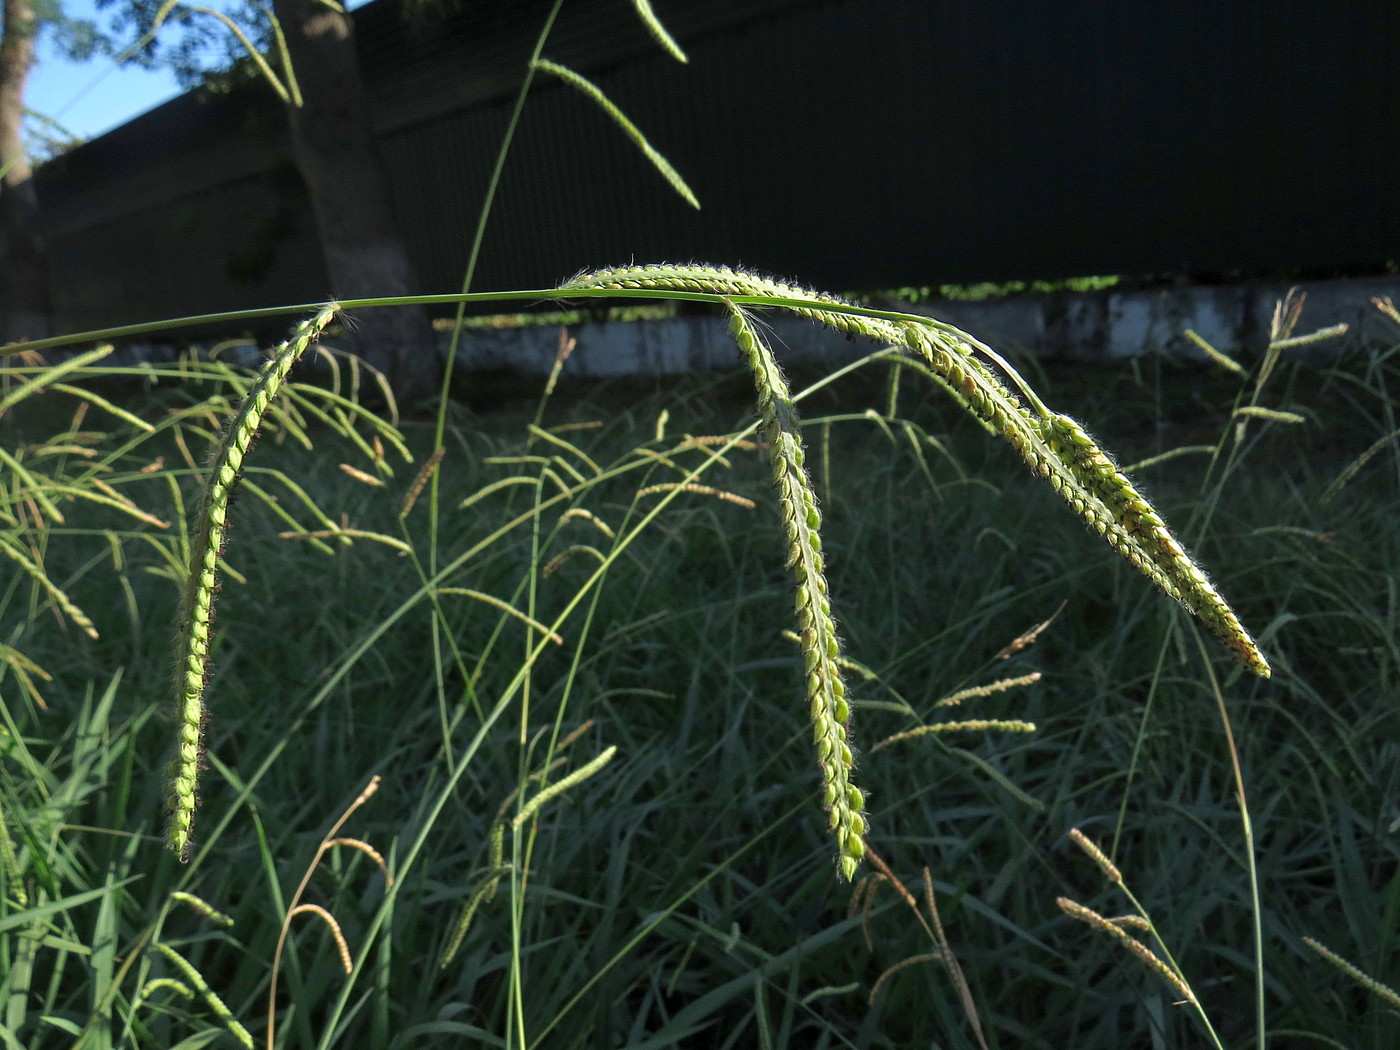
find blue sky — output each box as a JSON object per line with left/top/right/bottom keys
{"left": 24, "top": 0, "right": 374, "bottom": 148}
{"left": 26, "top": 0, "right": 185, "bottom": 145}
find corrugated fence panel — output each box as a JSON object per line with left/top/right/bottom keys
{"left": 25, "top": 0, "right": 1400, "bottom": 334}
{"left": 375, "top": 0, "right": 1400, "bottom": 298}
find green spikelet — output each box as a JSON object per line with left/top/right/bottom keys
{"left": 166, "top": 305, "right": 338, "bottom": 861}
{"left": 1038, "top": 413, "right": 1269, "bottom": 676}
{"left": 152, "top": 943, "right": 254, "bottom": 1048}
{"left": 726, "top": 302, "right": 866, "bottom": 880}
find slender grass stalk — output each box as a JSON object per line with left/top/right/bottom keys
{"left": 531, "top": 60, "right": 699, "bottom": 209}
{"left": 428, "top": 0, "right": 565, "bottom": 583}
{"left": 267, "top": 775, "right": 385, "bottom": 1050}
{"left": 1192, "top": 625, "right": 1266, "bottom": 1050}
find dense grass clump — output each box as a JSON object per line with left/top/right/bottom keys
{"left": 1, "top": 298, "right": 1396, "bottom": 1047}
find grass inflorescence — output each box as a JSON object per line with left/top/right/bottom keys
{"left": 566, "top": 264, "right": 1269, "bottom": 680}
{"left": 166, "top": 304, "right": 338, "bottom": 861}
{"left": 727, "top": 302, "right": 866, "bottom": 879}
{"left": 164, "top": 265, "right": 1268, "bottom": 885}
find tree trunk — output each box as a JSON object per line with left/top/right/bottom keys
{"left": 0, "top": 0, "right": 49, "bottom": 343}
{"left": 271, "top": 0, "right": 436, "bottom": 404}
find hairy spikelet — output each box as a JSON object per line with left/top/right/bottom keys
{"left": 938, "top": 672, "right": 1042, "bottom": 706}
{"left": 1038, "top": 413, "right": 1268, "bottom": 676}
{"left": 1056, "top": 897, "right": 1198, "bottom": 1007}
{"left": 726, "top": 302, "right": 866, "bottom": 880}
{"left": 1068, "top": 827, "right": 1123, "bottom": 886}
{"left": 871, "top": 720, "right": 1037, "bottom": 752}
{"left": 170, "top": 891, "right": 234, "bottom": 927}
{"left": 636, "top": 482, "right": 756, "bottom": 508}
{"left": 288, "top": 904, "right": 353, "bottom": 974}
{"left": 166, "top": 305, "right": 337, "bottom": 861}
{"left": 440, "top": 864, "right": 511, "bottom": 968}
{"left": 440, "top": 822, "right": 508, "bottom": 969}
{"left": 152, "top": 943, "right": 254, "bottom": 1048}
{"left": 899, "top": 329, "right": 1267, "bottom": 675}
{"left": 566, "top": 264, "right": 881, "bottom": 337}
{"left": 326, "top": 836, "right": 391, "bottom": 881}
{"left": 1184, "top": 329, "right": 1247, "bottom": 376}
{"left": 399, "top": 445, "right": 445, "bottom": 518}
{"left": 1303, "top": 936, "right": 1400, "bottom": 1009}
{"left": 139, "top": 978, "right": 194, "bottom": 1001}
{"left": 512, "top": 745, "right": 618, "bottom": 828}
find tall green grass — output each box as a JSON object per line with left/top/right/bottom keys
{"left": 3, "top": 2, "right": 1397, "bottom": 1044}
{"left": 1, "top": 295, "right": 1397, "bottom": 1047}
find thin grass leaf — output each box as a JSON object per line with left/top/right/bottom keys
{"left": 0, "top": 536, "right": 99, "bottom": 638}
{"left": 527, "top": 424, "right": 602, "bottom": 476}
{"left": 630, "top": 0, "right": 687, "bottom": 61}
{"left": 531, "top": 60, "right": 699, "bottom": 209}
{"left": 0, "top": 447, "right": 65, "bottom": 524}
{"left": 0, "top": 345, "right": 114, "bottom": 413}
{"left": 48, "top": 383, "right": 157, "bottom": 432}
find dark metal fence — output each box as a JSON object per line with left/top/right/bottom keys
{"left": 25, "top": 0, "right": 1400, "bottom": 334}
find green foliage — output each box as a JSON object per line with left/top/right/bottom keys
{"left": 3, "top": 3, "right": 1395, "bottom": 1046}
{"left": 1, "top": 303, "right": 1395, "bottom": 1047}
{"left": 864, "top": 275, "right": 1124, "bottom": 306}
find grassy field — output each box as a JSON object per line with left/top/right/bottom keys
{"left": 1, "top": 299, "right": 1398, "bottom": 1049}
